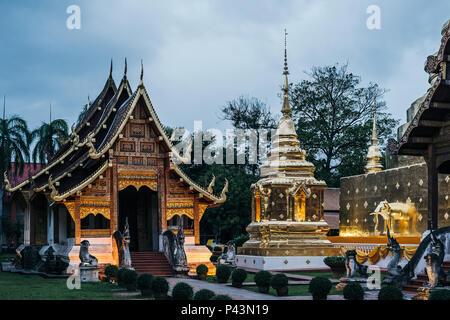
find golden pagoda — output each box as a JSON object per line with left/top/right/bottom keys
{"left": 237, "top": 31, "right": 338, "bottom": 270}
{"left": 364, "top": 100, "right": 383, "bottom": 173}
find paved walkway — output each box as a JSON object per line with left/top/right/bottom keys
{"left": 166, "top": 278, "right": 377, "bottom": 300}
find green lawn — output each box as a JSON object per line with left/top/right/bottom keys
{"left": 286, "top": 271, "right": 341, "bottom": 279}
{"left": 0, "top": 253, "right": 17, "bottom": 262}
{"left": 206, "top": 273, "right": 255, "bottom": 283}
{"left": 0, "top": 271, "right": 119, "bottom": 300}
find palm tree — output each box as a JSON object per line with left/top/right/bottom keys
{"left": 0, "top": 96, "right": 31, "bottom": 248}
{"left": 31, "top": 105, "right": 69, "bottom": 164}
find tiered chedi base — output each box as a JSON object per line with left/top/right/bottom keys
{"left": 236, "top": 221, "right": 339, "bottom": 270}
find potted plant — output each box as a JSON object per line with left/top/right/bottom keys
{"left": 137, "top": 273, "right": 154, "bottom": 297}
{"left": 104, "top": 265, "right": 119, "bottom": 283}
{"left": 343, "top": 282, "right": 364, "bottom": 300}
{"left": 254, "top": 270, "right": 272, "bottom": 293}
{"left": 323, "top": 256, "right": 346, "bottom": 277}
{"left": 270, "top": 273, "right": 289, "bottom": 296}
{"left": 194, "top": 289, "right": 216, "bottom": 300}
{"left": 122, "top": 269, "right": 138, "bottom": 291}
{"left": 216, "top": 265, "right": 232, "bottom": 283}
{"left": 378, "top": 285, "right": 403, "bottom": 300}
{"left": 196, "top": 264, "right": 209, "bottom": 280}
{"left": 231, "top": 268, "right": 247, "bottom": 288}
{"left": 172, "top": 282, "right": 194, "bottom": 300}
{"left": 308, "top": 276, "right": 332, "bottom": 300}
{"left": 151, "top": 276, "right": 169, "bottom": 300}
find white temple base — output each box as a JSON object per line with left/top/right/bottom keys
{"left": 236, "top": 255, "right": 330, "bottom": 271}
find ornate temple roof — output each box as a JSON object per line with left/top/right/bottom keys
{"left": 5, "top": 61, "right": 227, "bottom": 204}
{"left": 256, "top": 31, "right": 326, "bottom": 188}
{"left": 395, "top": 19, "right": 450, "bottom": 156}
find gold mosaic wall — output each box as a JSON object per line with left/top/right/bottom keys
{"left": 340, "top": 160, "right": 450, "bottom": 236}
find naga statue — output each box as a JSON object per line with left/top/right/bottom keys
{"left": 113, "top": 217, "right": 133, "bottom": 269}
{"left": 345, "top": 250, "right": 368, "bottom": 278}
{"left": 383, "top": 227, "right": 406, "bottom": 287}
{"left": 162, "top": 226, "right": 189, "bottom": 275}
{"left": 218, "top": 241, "right": 236, "bottom": 267}
{"left": 79, "top": 240, "right": 98, "bottom": 267}
{"left": 424, "top": 230, "right": 450, "bottom": 288}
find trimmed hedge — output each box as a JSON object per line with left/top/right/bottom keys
{"left": 378, "top": 286, "right": 403, "bottom": 300}
{"left": 172, "top": 282, "right": 194, "bottom": 300}
{"left": 323, "top": 256, "right": 345, "bottom": 268}
{"left": 117, "top": 268, "right": 128, "bottom": 287}
{"left": 271, "top": 273, "right": 289, "bottom": 296}
{"left": 121, "top": 269, "right": 138, "bottom": 291}
{"left": 216, "top": 265, "right": 232, "bottom": 283}
{"left": 137, "top": 273, "right": 153, "bottom": 296}
{"left": 309, "top": 276, "right": 332, "bottom": 300}
{"left": 151, "top": 276, "right": 169, "bottom": 299}
{"left": 231, "top": 268, "right": 247, "bottom": 287}
{"left": 343, "top": 282, "right": 364, "bottom": 300}
{"left": 254, "top": 271, "right": 272, "bottom": 293}
{"left": 196, "top": 264, "right": 208, "bottom": 276}
{"left": 104, "top": 265, "right": 118, "bottom": 280}
{"left": 194, "top": 289, "right": 216, "bottom": 300}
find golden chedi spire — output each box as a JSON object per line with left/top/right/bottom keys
{"left": 364, "top": 98, "right": 383, "bottom": 173}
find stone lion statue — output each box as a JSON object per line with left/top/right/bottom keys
{"left": 79, "top": 240, "right": 98, "bottom": 267}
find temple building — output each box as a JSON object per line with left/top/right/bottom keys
{"left": 237, "top": 32, "right": 338, "bottom": 270}
{"left": 4, "top": 60, "right": 227, "bottom": 273}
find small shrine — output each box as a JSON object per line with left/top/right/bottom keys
{"left": 237, "top": 32, "right": 338, "bottom": 270}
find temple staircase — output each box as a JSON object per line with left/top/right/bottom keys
{"left": 130, "top": 252, "right": 174, "bottom": 277}
{"left": 402, "top": 261, "right": 450, "bottom": 293}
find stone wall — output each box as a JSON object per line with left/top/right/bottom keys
{"left": 340, "top": 161, "right": 450, "bottom": 236}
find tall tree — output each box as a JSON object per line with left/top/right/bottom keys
{"left": 290, "top": 63, "right": 399, "bottom": 186}
{"left": 31, "top": 107, "right": 69, "bottom": 164}
{"left": 0, "top": 96, "right": 31, "bottom": 248}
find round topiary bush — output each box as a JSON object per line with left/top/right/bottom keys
{"left": 151, "top": 276, "right": 169, "bottom": 299}
{"left": 270, "top": 273, "right": 289, "bottom": 296}
{"left": 216, "top": 265, "right": 232, "bottom": 283}
{"left": 378, "top": 285, "right": 403, "bottom": 300}
{"left": 117, "top": 267, "right": 128, "bottom": 287}
{"left": 308, "top": 276, "right": 332, "bottom": 300}
{"left": 104, "top": 265, "right": 119, "bottom": 282}
{"left": 254, "top": 270, "right": 272, "bottom": 293}
{"left": 211, "top": 294, "right": 232, "bottom": 300}
{"left": 196, "top": 264, "right": 209, "bottom": 280}
{"left": 172, "top": 282, "right": 194, "bottom": 300}
{"left": 343, "top": 282, "right": 364, "bottom": 300}
{"left": 429, "top": 289, "right": 450, "bottom": 300}
{"left": 194, "top": 289, "right": 216, "bottom": 300}
{"left": 122, "top": 269, "right": 138, "bottom": 291}
{"left": 231, "top": 268, "right": 247, "bottom": 288}
{"left": 137, "top": 273, "right": 154, "bottom": 296}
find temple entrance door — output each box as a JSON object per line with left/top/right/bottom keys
{"left": 118, "top": 186, "right": 159, "bottom": 252}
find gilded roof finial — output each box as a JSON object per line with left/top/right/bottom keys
{"left": 364, "top": 97, "right": 383, "bottom": 173}
{"left": 87, "top": 95, "right": 91, "bottom": 107}
{"left": 281, "top": 28, "right": 291, "bottom": 117}
{"left": 109, "top": 58, "right": 113, "bottom": 78}
{"left": 124, "top": 58, "right": 128, "bottom": 77}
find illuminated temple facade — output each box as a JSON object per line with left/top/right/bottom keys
{"left": 4, "top": 61, "right": 227, "bottom": 267}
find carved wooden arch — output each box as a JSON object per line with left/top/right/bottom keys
{"left": 62, "top": 199, "right": 111, "bottom": 221}
{"left": 118, "top": 180, "right": 158, "bottom": 192}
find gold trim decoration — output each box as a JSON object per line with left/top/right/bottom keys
{"left": 198, "top": 203, "right": 209, "bottom": 220}
{"left": 80, "top": 199, "right": 111, "bottom": 220}
{"left": 166, "top": 201, "right": 195, "bottom": 220}
{"left": 63, "top": 201, "right": 76, "bottom": 222}
{"left": 118, "top": 173, "right": 158, "bottom": 192}
{"left": 207, "top": 174, "right": 215, "bottom": 193}
{"left": 339, "top": 245, "right": 418, "bottom": 264}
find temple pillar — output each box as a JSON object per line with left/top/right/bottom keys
{"left": 427, "top": 144, "right": 438, "bottom": 230}
{"left": 75, "top": 196, "right": 81, "bottom": 245}
{"left": 110, "top": 161, "right": 118, "bottom": 233}
{"left": 160, "top": 169, "right": 167, "bottom": 231}
{"left": 47, "top": 204, "right": 54, "bottom": 245}
{"left": 194, "top": 196, "right": 200, "bottom": 245}
{"left": 24, "top": 195, "right": 31, "bottom": 245}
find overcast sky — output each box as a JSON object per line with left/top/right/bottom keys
{"left": 0, "top": 0, "right": 449, "bottom": 136}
